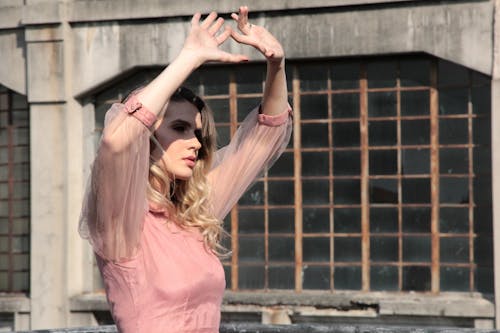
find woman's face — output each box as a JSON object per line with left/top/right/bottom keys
{"left": 153, "top": 100, "right": 203, "bottom": 180}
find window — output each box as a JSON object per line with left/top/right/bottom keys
{"left": 93, "top": 55, "right": 492, "bottom": 294}
{"left": 0, "top": 86, "right": 30, "bottom": 293}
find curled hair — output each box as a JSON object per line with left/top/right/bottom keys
{"left": 147, "top": 87, "right": 228, "bottom": 256}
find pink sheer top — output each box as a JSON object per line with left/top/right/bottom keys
{"left": 79, "top": 94, "right": 292, "bottom": 333}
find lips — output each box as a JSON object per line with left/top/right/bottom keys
{"left": 183, "top": 156, "right": 197, "bottom": 168}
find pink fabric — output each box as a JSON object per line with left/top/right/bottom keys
{"left": 79, "top": 97, "right": 292, "bottom": 332}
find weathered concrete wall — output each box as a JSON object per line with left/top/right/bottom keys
{"left": 0, "top": 29, "right": 26, "bottom": 94}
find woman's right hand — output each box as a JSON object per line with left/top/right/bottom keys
{"left": 182, "top": 12, "right": 249, "bottom": 66}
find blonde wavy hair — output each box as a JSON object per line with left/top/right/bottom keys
{"left": 147, "top": 87, "right": 227, "bottom": 256}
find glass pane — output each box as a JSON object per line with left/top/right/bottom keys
{"left": 474, "top": 147, "right": 491, "bottom": 174}
{"left": 402, "top": 207, "right": 431, "bottom": 233}
{"left": 439, "top": 88, "right": 468, "bottom": 115}
{"left": 223, "top": 265, "right": 231, "bottom": 288}
{"left": 441, "top": 266, "right": 469, "bottom": 292}
{"left": 334, "top": 208, "right": 361, "bottom": 233}
{"left": 0, "top": 218, "right": 7, "bottom": 233}
{"left": 238, "top": 182, "right": 264, "bottom": 206}
{"left": 403, "top": 266, "right": 431, "bottom": 291}
{"left": 303, "top": 265, "right": 330, "bottom": 290}
{"left": 236, "top": 65, "right": 264, "bottom": 94}
{"left": 334, "top": 266, "right": 361, "bottom": 290}
{"left": 303, "top": 180, "right": 329, "bottom": 205}
{"left": 474, "top": 176, "right": 492, "bottom": 205}
{"left": 269, "top": 152, "right": 294, "bottom": 177}
{"left": 476, "top": 266, "right": 494, "bottom": 293}
{"left": 475, "top": 235, "right": 493, "bottom": 266}
{"left": 369, "top": 149, "right": 397, "bottom": 175}
{"left": 12, "top": 164, "right": 30, "bottom": 182}
{"left": 301, "top": 94, "right": 328, "bottom": 119}
{"left": 238, "top": 236, "right": 264, "bottom": 262}
{"left": 201, "top": 68, "right": 228, "bottom": 95}
{"left": 332, "top": 93, "right": 359, "bottom": 119}
{"left": 401, "top": 119, "right": 430, "bottom": 145}
{"left": 0, "top": 255, "right": 7, "bottom": 270}
{"left": 438, "top": 60, "right": 469, "bottom": 86}
{"left": 302, "top": 123, "right": 329, "bottom": 148}
{"left": 300, "top": 64, "right": 328, "bottom": 91}
{"left": 474, "top": 206, "right": 492, "bottom": 234}
{"left": 402, "top": 178, "right": 430, "bottom": 203}
{"left": 440, "top": 177, "right": 469, "bottom": 204}
{"left": 371, "top": 266, "right": 398, "bottom": 291}
{"left": 216, "top": 125, "right": 230, "bottom": 147}
{"left": 303, "top": 237, "right": 329, "bottom": 262}
{"left": 472, "top": 85, "right": 491, "bottom": 115}
{"left": 12, "top": 253, "right": 29, "bottom": 270}
{"left": 401, "top": 90, "right": 430, "bottom": 116}
{"left": 0, "top": 94, "right": 7, "bottom": 109}
{"left": 334, "top": 179, "right": 360, "bottom": 204}
{"left": 268, "top": 181, "right": 294, "bottom": 206}
{"left": 12, "top": 236, "right": 29, "bottom": 253}
{"left": 0, "top": 148, "right": 7, "bottom": 164}
{"left": 371, "top": 237, "right": 398, "bottom": 262}
{"left": 333, "top": 122, "right": 360, "bottom": 147}
{"left": 402, "top": 149, "right": 429, "bottom": 174}
{"left": 367, "top": 61, "right": 397, "bottom": 88}
{"left": 269, "top": 237, "right": 295, "bottom": 262}
{"left": 333, "top": 150, "right": 360, "bottom": 175}
{"left": 237, "top": 97, "right": 261, "bottom": 122}
{"left": 370, "top": 208, "right": 398, "bottom": 233}
{"left": 11, "top": 94, "right": 27, "bottom": 109}
{"left": 0, "top": 272, "right": 7, "bottom": 290}
{"left": 0, "top": 236, "right": 7, "bottom": 251}
{"left": 370, "top": 179, "right": 398, "bottom": 204}
{"left": 238, "top": 265, "right": 264, "bottom": 289}
{"left": 303, "top": 208, "right": 329, "bottom": 233}
{"left": 238, "top": 209, "right": 264, "bottom": 234}
{"left": 12, "top": 218, "right": 29, "bottom": 234}
{"left": 439, "top": 118, "right": 468, "bottom": 144}
{"left": 369, "top": 121, "right": 397, "bottom": 146}
{"left": 302, "top": 152, "right": 329, "bottom": 176}
{"left": 334, "top": 237, "right": 361, "bottom": 262}
{"left": 13, "top": 147, "right": 29, "bottom": 163}
{"left": 440, "top": 237, "right": 469, "bottom": 263}
{"left": 400, "top": 59, "right": 430, "bottom": 87}
{"left": 368, "top": 92, "right": 396, "bottom": 117}
{"left": 12, "top": 272, "right": 29, "bottom": 291}
{"left": 12, "top": 200, "right": 29, "bottom": 218}
{"left": 268, "top": 266, "right": 294, "bottom": 289}
{"left": 440, "top": 148, "right": 468, "bottom": 174}
{"left": 206, "top": 99, "right": 229, "bottom": 122}
{"left": 12, "top": 128, "right": 29, "bottom": 145}
{"left": 473, "top": 116, "right": 491, "bottom": 145}
{"left": 331, "top": 62, "right": 360, "bottom": 90}
{"left": 403, "top": 236, "right": 431, "bottom": 262}
{"left": 269, "top": 209, "right": 294, "bottom": 233}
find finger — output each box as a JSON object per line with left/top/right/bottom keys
{"left": 208, "top": 17, "right": 225, "bottom": 35}
{"left": 191, "top": 12, "right": 201, "bottom": 26}
{"left": 219, "top": 51, "right": 249, "bottom": 63}
{"left": 215, "top": 26, "right": 232, "bottom": 44}
{"left": 230, "top": 13, "right": 239, "bottom": 21}
{"left": 230, "top": 29, "right": 258, "bottom": 47}
{"left": 200, "top": 11, "right": 218, "bottom": 29}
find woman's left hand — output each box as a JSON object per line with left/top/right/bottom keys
{"left": 230, "top": 6, "right": 284, "bottom": 64}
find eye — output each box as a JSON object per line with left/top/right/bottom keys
{"left": 172, "top": 124, "right": 188, "bottom": 133}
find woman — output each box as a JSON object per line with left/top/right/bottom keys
{"left": 79, "top": 6, "right": 292, "bottom": 333}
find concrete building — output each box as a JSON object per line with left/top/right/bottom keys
{"left": 0, "top": 0, "right": 498, "bottom": 331}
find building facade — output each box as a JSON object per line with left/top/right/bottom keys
{"left": 0, "top": 0, "right": 498, "bottom": 331}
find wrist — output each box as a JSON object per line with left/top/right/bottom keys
{"left": 267, "top": 58, "right": 285, "bottom": 71}
{"left": 177, "top": 48, "right": 205, "bottom": 69}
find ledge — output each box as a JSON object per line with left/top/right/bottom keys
{"left": 0, "top": 294, "right": 30, "bottom": 312}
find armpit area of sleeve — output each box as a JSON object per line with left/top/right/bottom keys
{"left": 123, "top": 95, "right": 157, "bottom": 128}
{"left": 258, "top": 104, "right": 292, "bottom": 127}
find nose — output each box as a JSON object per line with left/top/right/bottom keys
{"left": 190, "top": 135, "right": 202, "bottom": 151}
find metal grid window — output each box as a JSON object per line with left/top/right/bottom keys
{"left": 93, "top": 55, "right": 492, "bottom": 294}
{"left": 0, "top": 86, "right": 30, "bottom": 293}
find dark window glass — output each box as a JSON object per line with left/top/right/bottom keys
{"left": 401, "top": 119, "right": 430, "bottom": 145}
{"left": 302, "top": 123, "right": 329, "bottom": 148}
{"left": 473, "top": 116, "right": 491, "bottom": 145}
{"left": 474, "top": 177, "right": 492, "bottom": 205}
{"left": 402, "top": 207, "right": 431, "bottom": 233}
{"left": 403, "top": 236, "right": 431, "bottom": 262}
{"left": 300, "top": 64, "right": 328, "bottom": 91}
{"left": 369, "top": 149, "right": 397, "bottom": 175}
{"left": 334, "top": 237, "right": 361, "bottom": 262}
{"left": 236, "top": 65, "right": 264, "bottom": 93}
{"left": 239, "top": 265, "right": 265, "bottom": 289}
{"left": 331, "top": 62, "right": 360, "bottom": 90}
{"left": 239, "top": 181, "right": 264, "bottom": 206}
{"left": 269, "top": 237, "right": 295, "bottom": 262}
{"left": 403, "top": 266, "right": 431, "bottom": 291}
{"left": 367, "top": 61, "right": 397, "bottom": 88}
{"left": 303, "top": 265, "right": 330, "bottom": 290}
{"left": 472, "top": 85, "right": 491, "bottom": 115}
{"left": 474, "top": 147, "right": 491, "bottom": 174}
{"left": 371, "top": 237, "right": 398, "bottom": 262}
{"left": 475, "top": 235, "right": 493, "bottom": 267}
{"left": 440, "top": 177, "right": 469, "bottom": 204}
{"left": 441, "top": 267, "right": 469, "bottom": 291}
{"left": 370, "top": 179, "right": 398, "bottom": 204}
{"left": 237, "top": 97, "right": 262, "bottom": 122}
{"left": 206, "top": 98, "right": 229, "bottom": 122}
{"left": 268, "top": 266, "right": 295, "bottom": 289}
{"left": 371, "top": 266, "right": 398, "bottom": 291}
{"left": 370, "top": 208, "right": 398, "bottom": 233}
{"left": 223, "top": 265, "right": 231, "bottom": 288}
{"left": 402, "top": 178, "right": 430, "bottom": 203}
{"left": 476, "top": 266, "right": 494, "bottom": 293}
{"left": 302, "top": 152, "right": 329, "bottom": 176}
{"left": 368, "top": 92, "right": 396, "bottom": 117}
{"left": 332, "top": 93, "right": 359, "bottom": 118}
{"left": 439, "top": 88, "right": 469, "bottom": 115}
{"left": 303, "top": 237, "right": 330, "bottom": 262}
{"left": 303, "top": 208, "right": 330, "bottom": 233}
{"left": 334, "top": 208, "right": 361, "bottom": 233}
{"left": 334, "top": 266, "right": 361, "bottom": 290}
{"left": 334, "top": 179, "right": 361, "bottom": 204}
{"left": 439, "top": 118, "right": 469, "bottom": 145}
{"left": 238, "top": 236, "right": 265, "bottom": 262}
{"left": 440, "top": 237, "right": 469, "bottom": 263}
{"left": 401, "top": 90, "right": 430, "bottom": 116}
{"left": 400, "top": 59, "right": 430, "bottom": 87}
{"left": 333, "top": 122, "right": 360, "bottom": 147}
{"left": 268, "top": 181, "right": 294, "bottom": 206}
{"left": 440, "top": 148, "right": 468, "bottom": 174}
{"left": 474, "top": 207, "right": 492, "bottom": 234}
{"left": 202, "top": 68, "right": 229, "bottom": 95}
{"left": 402, "top": 149, "right": 429, "bottom": 174}
{"left": 269, "top": 209, "right": 295, "bottom": 234}
{"left": 369, "top": 121, "right": 397, "bottom": 146}
{"left": 303, "top": 180, "right": 329, "bottom": 205}
{"left": 238, "top": 209, "right": 264, "bottom": 234}
{"left": 216, "top": 125, "right": 230, "bottom": 147}
{"left": 301, "top": 94, "right": 328, "bottom": 119}
{"left": 333, "top": 150, "right": 360, "bottom": 175}
{"left": 438, "top": 60, "right": 469, "bottom": 86}
{"left": 269, "top": 152, "right": 294, "bottom": 177}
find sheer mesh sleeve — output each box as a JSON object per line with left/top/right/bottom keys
{"left": 79, "top": 95, "right": 156, "bottom": 262}
{"left": 208, "top": 105, "right": 292, "bottom": 220}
